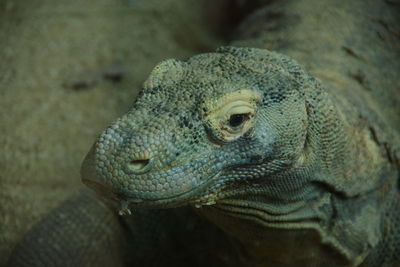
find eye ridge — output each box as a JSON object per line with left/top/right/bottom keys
{"left": 228, "top": 113, "right": 250, "bottom": 128}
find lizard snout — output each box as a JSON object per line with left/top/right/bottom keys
{"left": 81, "top": 143, "right": 117, "bottom": 200}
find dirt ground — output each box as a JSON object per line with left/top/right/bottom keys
{"left": 0, "top": 0, "right": 233, "bottom": 264}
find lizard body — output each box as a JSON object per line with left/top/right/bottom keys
{"left": 8, "top": 0, "right": 400, "bottom": 266}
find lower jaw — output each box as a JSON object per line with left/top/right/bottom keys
{"left": 115, "top": 172, "right": 224, "bottom": 210}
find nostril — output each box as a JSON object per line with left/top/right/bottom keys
{"left": 130, "top": 159, "right": 149, "bottom": 169}
{"left": 127, "top": 159, "right": 152, "bottom": 173}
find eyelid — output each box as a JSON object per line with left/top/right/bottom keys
{"left": 226, "top": 105, "right": 254, "bottom": 116}
{"left": 203, "top": 89, "right": 261, "bottom": 115}
{"left": 218, "top": 101, "right": 255, "bottom": 122}
{"left": 219, "top": 104, "right": 255, "bottom": 137}
{"left": 203, "top": 89, "right": 261, "bottom": 142}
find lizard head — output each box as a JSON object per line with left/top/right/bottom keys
{"left": 81, "top": 47, "right": 314, "bottom": 209}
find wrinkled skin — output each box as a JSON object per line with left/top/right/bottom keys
{"left": 82, "top": 47, "right": 399, "bottom": 266}
{"left": 7, "top": 0, "right": 400, "bottom": 265}
{"left": 82, "top": 48, "right": 311, "bottom": 209}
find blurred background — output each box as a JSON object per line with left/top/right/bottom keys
{"left": 1, "top": 0, "right": 399, "bottom": 265}
{"left": 0, "top": 0, "right": 272, "bottom": 264}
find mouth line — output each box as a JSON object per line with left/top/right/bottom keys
{"left": 114, "top": 171, "right": 222, "bottom": 208}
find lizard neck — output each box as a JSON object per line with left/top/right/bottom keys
{"left": 196, "top": 178, "right": 396, "bottom": 267}
{"left": 195, "top": 85, "right": 396, "bottom": 266}
{"left": 196, "top": 196, "right": 351, "bottom": 266}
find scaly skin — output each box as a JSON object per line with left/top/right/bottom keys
{"left": 80, "top": 46, "right": 399, "bottom": 266}
{"left": 8, "top": 0, "right": 400, "bottom": 266}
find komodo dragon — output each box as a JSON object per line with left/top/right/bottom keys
{"left": 7, "top": 0, "right": 400, "bottom": 266}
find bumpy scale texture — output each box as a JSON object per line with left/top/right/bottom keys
{"left": 80, "top": 46, "right": 400, "bottom": 266}
{"left": 8, "top": 0, "right": 400, "bottom": 266}
{"left": 85, "top": 49, "right": 313, "bottom": 206}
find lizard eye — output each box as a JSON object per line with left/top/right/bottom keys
{"left": 228, "top": 113, "right": 250, "bottom": 128}
{"left": 203, "top": 90, "right": 261, "bottom": 142}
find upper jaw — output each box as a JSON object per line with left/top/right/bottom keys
{"left": 81, "top": 144, "right": 120, "bottom": 201}
{"left": 81, "top": 144, "right": 223, "bottom": 210}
